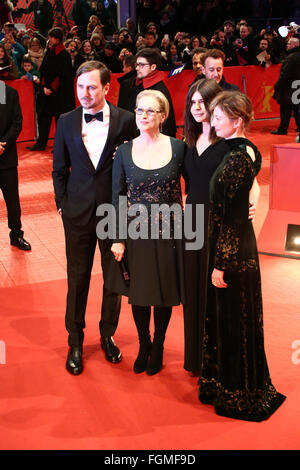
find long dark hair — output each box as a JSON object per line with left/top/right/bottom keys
{"left": 0, "top": 43, "right": 11, "bottom": 67}
{"left": 184, "top": 78, "right": 223, "bottom": 148}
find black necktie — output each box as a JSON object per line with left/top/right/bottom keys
{"left": 84, "top": 111, "right": 103, "bottom": 123}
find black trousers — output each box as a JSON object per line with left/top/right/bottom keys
{"left": 62, "top": 216, "right": 121, "bottom": 347}
{"left": 279, "top": 102, "right": 300, "bottom": 132}
{"left": 0, "top": 167, "right": 23, "bottom": 238}
{"left": 36, "top": 113, "right": 60, "bottom": 149}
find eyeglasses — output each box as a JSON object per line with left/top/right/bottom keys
{"left": 135, "top": 62, "right": 150, "bottom": 68}
{"left": 135, "top": 108, "right": 161, "bottom": 116}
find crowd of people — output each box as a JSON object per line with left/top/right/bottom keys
{"left": 0, "top": 0, "right": 291, "bottom": 423}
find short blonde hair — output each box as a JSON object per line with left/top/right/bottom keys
{"left": 210, "top": 91, "right": 254, "bottom": 128}
{"left": 136, "top": 89, "right": 170, "bottom": 119}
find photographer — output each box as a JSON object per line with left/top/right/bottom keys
{"left": 234, "top": 24, "right": 256, "bottom": 65}
{"left": 16, "top": 0, "right": 54, "bottom": 38}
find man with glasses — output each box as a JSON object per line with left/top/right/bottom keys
{"left": 127, "top": 48, "right": 177, "bottom": 137}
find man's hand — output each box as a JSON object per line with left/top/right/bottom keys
{"left": 43, "top": 87, "right": 52, "bottom": 96}
{"left": 0, "top": 142, "right": 6, "bottom": 155}
{"left": 111, "top": 242, "right": 125, "bottom": 262}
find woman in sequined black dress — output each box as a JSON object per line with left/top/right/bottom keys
{"left": 198, "top": 91, "right": 286, "bottom": 421}
{"left": 111, "top": 89, "right": 186, "bottom": 376}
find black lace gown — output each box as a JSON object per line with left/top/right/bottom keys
{"left": 183, "top": 139, "right": 230, "bottom": 372}
{"left": 110, "top": 137, "right": 186, "bottom": 307}
{"left": 198, "top": 137, "right": 286, "bottom": 421}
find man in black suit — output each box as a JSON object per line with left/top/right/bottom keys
{"left": 0, "top": 81, "right": 31, "bottom": 251}
{"left": 201, "top": 49, "right": 240, "bottom": 91}
{"left": 52, "top": 61, "right": 137, "bottom": 375}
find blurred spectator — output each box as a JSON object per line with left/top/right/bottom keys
{"left": 20, "top": 34, "right": 31, "bottom": 52}
{"left": 271, "top": 37, "right": 300, "bottom": 135}
{"left": 0, "top": 42, "right": 18, "bottom": 79}
{"left": 117, "top": 54, "right": 136, "bottom": 110}
{"left": 71, "top": 0, "right": 93, "bottom": 37}
{"left": 0, "top": 0, "right": 13, "bottom": 30}
{"left": 135, "top": 33, "right": 146, "bottom": 51}
{"left": 1, "top": 29, "right": 26, "bottom": 71}
{"left": 64, "top": 37, "right": 84, "bottom": 76}
{"left": 209, "top": 29, "right": 225, "bottom": 50}
{"left": 86, "top": 14, "right": 103, "bottom": 39}
{"left": 254, "top": 37, "right": 280, "bottom": 68}
{"left": 137, "top": 0, "right": 159, "bottom": 34}
{"left": 112, "top": 30, "right": 119, "bottom": 46}
{"left": 19, "top": 53, "right": 40, "bottom": 83}
{"left": 201, "top": 48, "right": 239, "bottom": 90}
{"left": 164, "top": 41, "right": 182, "bottom": 70}
{"left": 116, "top": 27, "right": 135, "bottom": 55}
{"left": 234, "top": 23, "right": 256, "bottom": 65}
{"left": 27, "top": 27, "right": 75, "bottom": 151}
{"left": 125, "top": 17, "right": 137, "bottom": 40}
{"left": 28, "top": 37, "right": 44, "bottom": 70}
{"left": 222, "top": 19, "right": 237, "bottom": 66}
{"left": 80, "top": 39, "right": 99, "bottom": 60}
{"left": 16, "top": 0, "right": 54, "bottom": 38}
{"left": 98, "top": 41, "right": 122, "bottom": 72}
{"left": 146, "top": 22, "right": 160, "bottom": 44}
{"left": 90, "top": 31, "right": 106, "bottom": 54}
{"left": 145, "top": 30, "right": 158, "bottom": 48}
{"left": 189, "top": 47, "right": 207, "bottom": 85}
{"left": 118, "top": 47, "right": 133, "bottom": 63}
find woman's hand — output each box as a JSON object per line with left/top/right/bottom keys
{"left": 111, "top": 242, "right": 125, "bottom": 262}
{"left": 211, "top": 268, "right": 228, "bottom": 288}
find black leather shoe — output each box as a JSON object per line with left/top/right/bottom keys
{"left": 101, "top": 336, "right": 122, "bottom": 363}
{"left": 26, "top": 144, "right": 45, "bottom": 151}
{"left": 271, "top": 130, "right": 287, "bottom": 135}
{"left": 66, "top": 346, "right": 83, "bottom": 375}
{"left": 10, "top": 237, "right": 31, "bottom": 251}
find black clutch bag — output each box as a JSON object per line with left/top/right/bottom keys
{"left": 118, "top": 256, "right": 130, "bottom": 287}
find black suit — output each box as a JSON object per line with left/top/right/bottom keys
{"left": 0, "top": 83, "right": 24, "bottom": 239}
{"left": 52, "top": 102, "right": 137, "bottom": 347}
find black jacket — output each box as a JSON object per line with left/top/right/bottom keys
{"left": 52, "top": 102, "right": 137, "bottom": 227}
{"left": 273, "top": 46, "right": 300, "bottom": 105}
{"left": 0, "top": 83, "right": 22, "bottom": 170}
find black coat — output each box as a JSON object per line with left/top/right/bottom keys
{"left": 117, "top": 70, "right": 137, "bottom": 110}
{"left": 0, "top": 83, "right": 22, "bottom": 170}
{"left": 273, "top": 46, "right": 300, "bottom": 105}
{"left": 38, "top": 43, "right": 75, "bottom": 116}
{"left": 52, "top": 102, "right": 137, "bottom": 227}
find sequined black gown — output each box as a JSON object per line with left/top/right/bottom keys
{"left": 110, "top": 137, "right": 186, "bottom": 307}
{"left": 198, "top": 137, "right": 286, "bottom": 421}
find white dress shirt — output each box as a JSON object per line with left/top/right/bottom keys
{"left": 82, "top": 101, "right": 110, "bottom": 169}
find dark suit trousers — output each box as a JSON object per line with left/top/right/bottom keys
{"left": 62, "top": 216, "right": 121, "bottom": 347}
{"left": 37, "top": 113, "right": 60, "bottom": 149}
{"left": 279, "top": 102, "right": 300, "bottom": 132}
{"left": 0, "top": 167, "right": 22, "bottom": 238}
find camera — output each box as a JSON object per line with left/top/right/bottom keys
{"left": 124, "top": 33, "right": 129, "bottom": 40}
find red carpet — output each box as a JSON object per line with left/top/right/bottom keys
{"left": 0, "top": 118, "right": 299, "bottom": 451}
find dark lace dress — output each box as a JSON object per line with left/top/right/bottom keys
{"left": 198, "top": 137, "right": 286, "bottom": 421}
{"left": 110, "top": 137, "right": 186, "bottom": 307}
{"left": 183, "top": 139, "right": 230, "bottom": 372}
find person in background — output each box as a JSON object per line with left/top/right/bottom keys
{"left": 27, "top": 27, "right": 75, "bottom": 151}
{"left": 128, "top": 47, "right": 177, "bottom": 137}
{"left": 201, "top": 49, "right": 239, "bottom": 91}
{"left": 0, "top": 82, "right": 31, "bottom": 251}
{"left": 0, "top": 42, "right": 18, "bottom": 79}
{"left": 27, "top": 37, "right": 44, "bottom": 70}
{"left": 117, "top": 54, "right": 136, "bottom": 110}
{"left": 271, "top": 37, "right": 300, "bottom": 135}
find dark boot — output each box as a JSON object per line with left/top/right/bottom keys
{"left": 146, "top": 306, "right": 172, "bottom": 376}
{"left": 132, "top": 305, "right": 152, "bottom": 373}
